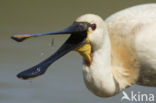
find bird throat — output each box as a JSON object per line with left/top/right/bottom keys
{"left": 75, "top": 43, "right": 92, "bottom": 66}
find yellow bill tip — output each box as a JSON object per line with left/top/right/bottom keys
{"left": 11, "top": 34, "right": 32, "bottom": 42}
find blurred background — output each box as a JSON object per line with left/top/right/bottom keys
{"left": 0, "top": 0, "right": 156, "bottom": 103}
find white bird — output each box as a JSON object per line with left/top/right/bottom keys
{"left": 11, "top": 3, "right": 156, "bottom": 97}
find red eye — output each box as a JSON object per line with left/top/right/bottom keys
{"left": 91, "top": 24, "right": 96, "bottom": 30}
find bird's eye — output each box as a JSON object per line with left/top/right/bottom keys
{"left": 91, "top": 24, "right": 96, "bottom": 30}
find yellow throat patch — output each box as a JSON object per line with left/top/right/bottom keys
{"left": 75, "top": 42, "right": 92, "bottom": 65}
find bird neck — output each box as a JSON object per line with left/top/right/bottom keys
{"left": 83, "top": 33, "right": 117, "bottom": 97}
{"left": 92, "top": 33, "right": 111, "bottom": 71}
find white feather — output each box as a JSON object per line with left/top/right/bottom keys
{"left": 76, "top": 3, "right": 156, "bottom": 97}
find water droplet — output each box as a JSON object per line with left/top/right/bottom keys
{"left": 36, "top": 67, "right": 41, "bottom": 72}
{"left": 31, "top": 67, "right": 41, "bottom": 75}
{"left": 51, "top": 38, "right": 55, "bottom": 47}
{"left": 41, "top": 52, "right": 44, "bottom": 56}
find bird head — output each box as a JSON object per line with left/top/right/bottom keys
{"left": 76, "top": 14, "right": 107, "bottom": 49}
{"left": 75, "top": 14, "right": 107, "bottom": 65}
{"left": 11, "top": 14, "right": 107, "bottom": 79}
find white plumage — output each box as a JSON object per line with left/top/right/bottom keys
{"left": 75, "top": 4, "right": 156, "bottom": 97}
{"left": 12, "top": 3, "right": 156, "bottom": 98}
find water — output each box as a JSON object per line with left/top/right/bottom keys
{"left": 0, "top": 0, "right": 155, "bottom": 103}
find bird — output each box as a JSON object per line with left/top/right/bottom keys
{"left": 11, "top": 3, "right": 156, "bottom": 97}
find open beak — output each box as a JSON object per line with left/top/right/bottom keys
{"left": 11, "top": 22, "right": 91, "bottom": 80}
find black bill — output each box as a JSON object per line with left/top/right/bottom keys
{"left": 11, "top": 22, "right": 91, "bottom": 80}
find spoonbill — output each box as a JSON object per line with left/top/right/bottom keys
{"left": 11, "top": 4, "right": 156, "bottom": 97}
